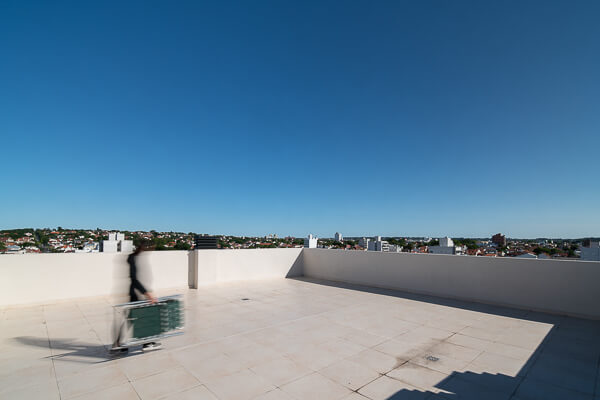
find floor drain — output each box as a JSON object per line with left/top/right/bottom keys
{"left": 425, "top": 355, "right": 439, "bottom": 362}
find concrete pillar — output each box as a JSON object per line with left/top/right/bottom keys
{"left": 188, "top": 250, "right": 197, "bottom": 288}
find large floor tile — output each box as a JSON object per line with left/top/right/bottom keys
{"left": 0, "top": 361, "right": 56, "bottom": 395}
{"left": 160, "top": 384, "right": 218, "bottom": 400}
{"left": 118, "top": 350, "right": 182, "bottom": 381}
{"left": 358, "top": 375, "right": 427, "bottom": 400}
{"left": 348, "top": 349, "right": 401, "bottom": 374}
{"left": 319, "top": 358, "right": 380, "bottom": 390}
{"left": 204, "top": 369, "right": 275, "bottom": 400}
{"left": 250, "top": 356, "right": 312, "bottom": 386}
{"left": 58, "top": 364, "right": 128, "bottom": 399}
{"left": 0, "top": 378, "right": 60, "bottom": 400}
{"left": 131, "top": 367, "right": 199, "bottom": 400}
{"left": 387, "top": 362, "right": 449, "bottom": 392}
{"left": 67, "top": 382, "right": 139, "bottom": 400}
{"left": 280, "top": 372, "right": 352, "bottom": 400}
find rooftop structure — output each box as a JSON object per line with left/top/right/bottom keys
{"left": 1, "top": 249, "right": 599, "bottom": 399}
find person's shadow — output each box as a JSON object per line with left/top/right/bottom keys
{"left": 14, "top": 336, "right": 120, "bottom": 364}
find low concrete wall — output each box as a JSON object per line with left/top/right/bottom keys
{"left": 0, "top": 249, "right": 303, "bottom": 306}
{"left": 0, "top": 251, "right": 189, "bottom": 306}
{"left": 5, "top": 248, "right": 596, "bottom": 318}
{"left": 303, "top": 249, "right": 600, "bottom": 319}
{"left": 190, "top": 248, "right": 303, "bottom": 287}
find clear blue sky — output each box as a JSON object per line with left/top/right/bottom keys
{"left": 1, "top": 1, "right": 599, "bottom": 238}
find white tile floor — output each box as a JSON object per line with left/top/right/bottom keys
{"left": 1, "top": 277, "right": 599, "bottom": 400}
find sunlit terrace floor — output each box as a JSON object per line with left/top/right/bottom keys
{"left": 1, "top": 278, "right": 599, "bottom": 400}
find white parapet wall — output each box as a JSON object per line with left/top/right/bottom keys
{"left": 0, "top": 249, "right": 303, "bottom": 306}
{"left": 4, "top": 247, "right": 598, "bottom": 319}
{"left": 190, "top": 248, "right": 303, "bottom": 286}
{"left": 0, "top": 251, "right": 189, "bottom": 306}
{"left": 302, "top": 249, "right": 600, "bottom": 320}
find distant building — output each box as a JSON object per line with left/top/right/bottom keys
{"left": 454, "top": 245, "right": 467, "bottom": 255}
{"left": 367, "top": 236, "right": 391, "bottom": 252}
{"left": 334, "top": 232, "right": 343, "bottom": 242}
{"left": 439, "top": 237, "right": 454, "bottom": 247}
{"left": 491, "top": 233, "right": 507, "bottom": 247}
{"left": 429, "top": 236, "right": 456, "bottom": 255}
{"left": 100, "top": 232, "right": 133, "bottom": 253}
{"left": 304, "top": 234, "right": 318, "bottom": 249}
{"left": 359, "top": 237, "right": 370, "bottom": 249}
{"left": 429, "top": 246, "right": 454, "bottom": 255}
{"left": 387, "top": 244, "right": 402, "bottom": 253}
{"left": 580, "top": 240, "right": 600, "bottom": 261}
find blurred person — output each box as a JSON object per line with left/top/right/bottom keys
{"left": 112, "top": 242, "right": 160, "bottom": 353}
{"left": 128, "top": 243, "right": 157, "bottom": 303}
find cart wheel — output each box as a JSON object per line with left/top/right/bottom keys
{"left": 109, "top": 348, "right": 129, "bottom": 356}
{"left": 142, "top": 342, "right": 162, "bottom": 351}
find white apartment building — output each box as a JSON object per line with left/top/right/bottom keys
{"left": 367, "top": 236, "right": 391, "bottom": 252}
{"left": 334, "top": 232, "right": 343, "bottom": 242}
{"left": 429, "top": 236, "right": 456, "bottom": 255}
{"left": 304, "top": 234, "right": 318, "bottom": 249}
{"left": 100, "top": 232, "right": 133, "bottom": 253}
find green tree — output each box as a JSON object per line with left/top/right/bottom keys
{"left": 174, "top": 241, "right": 191, "bottom": 250}
{"left": 386, "top": 238, "right": 406, "bottom": 246}
{"left": 453, "top": 238, "right": 479, "bottom": 249}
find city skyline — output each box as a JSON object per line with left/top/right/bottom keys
{"left": 1, "top": 226, "right": 597, "bottom": 241}
{"left": 2, "top": 1, "right": 599, "bottom": 238}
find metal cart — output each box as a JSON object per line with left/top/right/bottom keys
{"left": 110, "top": 294, "right": 184, "bottom": 353}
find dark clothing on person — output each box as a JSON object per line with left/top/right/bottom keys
{"left": 127, "top": 253, "right": 147, "bottom": 302}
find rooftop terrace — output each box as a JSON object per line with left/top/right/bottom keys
{"left": 2, "top": 276, "right": 600, "bottom": 400}
{"left": 1, "top": 248, "right": 600, "bottom": 399}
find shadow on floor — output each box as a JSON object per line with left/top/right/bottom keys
{"left": 13, "top": 336, "right": 135, "bottom": 363}
{"left": 292, "top": 278, "right": 600, "bottom": 400}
